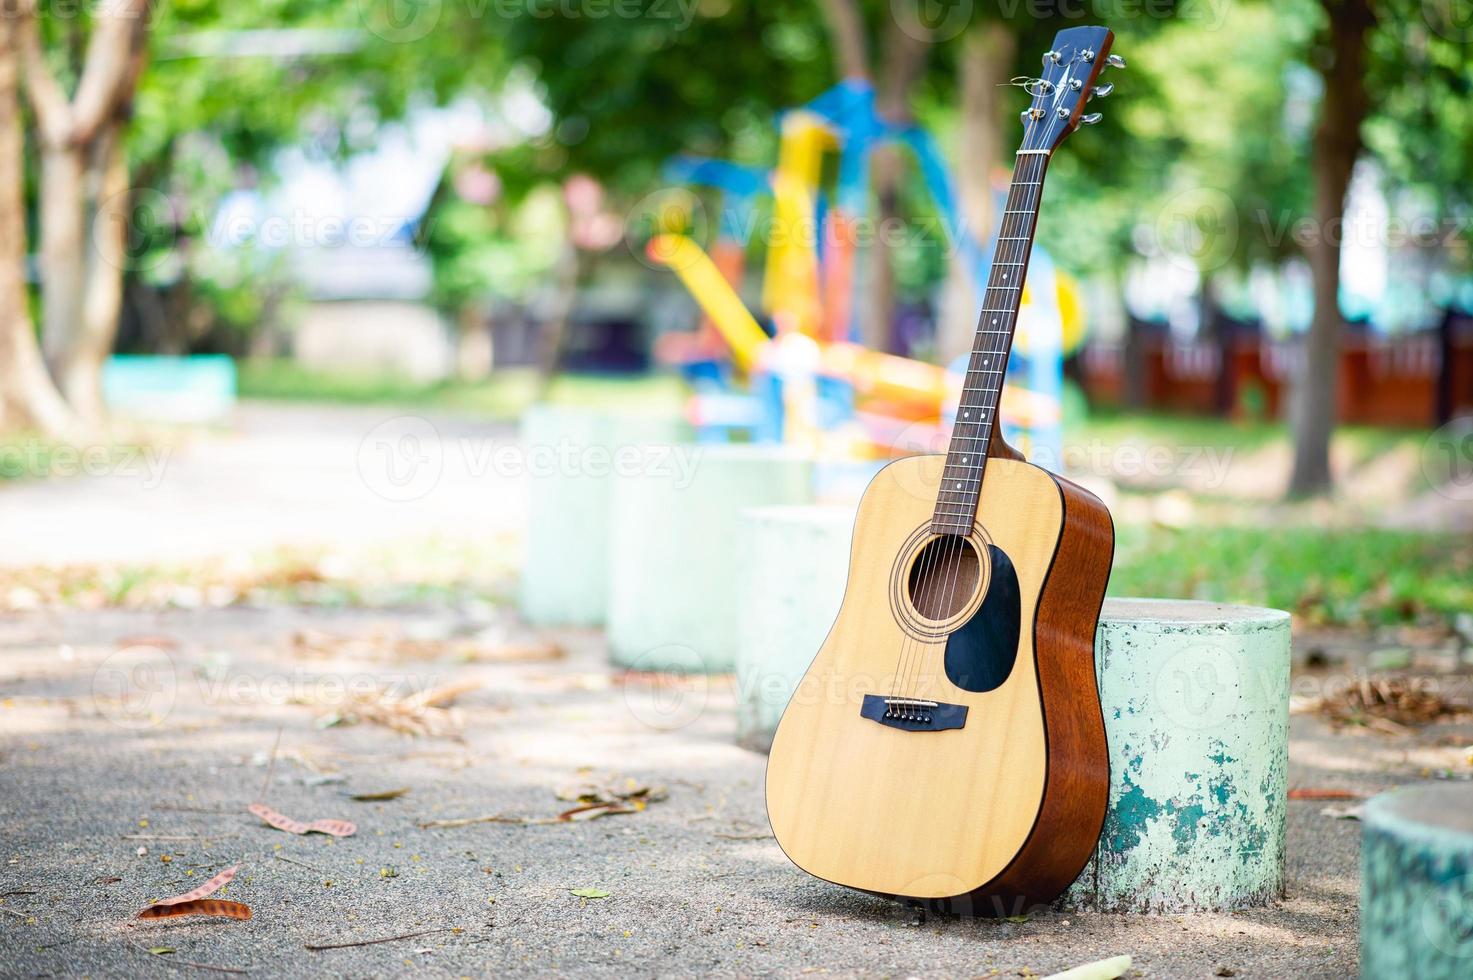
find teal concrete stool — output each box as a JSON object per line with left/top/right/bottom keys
{"left": 1065, "top": 598, "right": 1291, "bottom": 912}
{"left": 1362, "top": 784, "right": 1473, "bottom": 978}
{"left": 519, "top": 405, "right": 690, "bottom": 627}
{"left": 734, "top": 505, "right": 856, "bottom": 751}
{"left": 607, "top": 446, "right": 813, "bottom": 673}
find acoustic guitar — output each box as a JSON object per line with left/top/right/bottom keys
{"left": 766, "top": 25, "right": 1121, "bottom": 915}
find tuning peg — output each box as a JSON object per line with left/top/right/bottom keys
{"left": 1090, "top": 83, "right": 1114, "bottom": 100}
{"left": 1043, "top": 50, "right": 1061, "bottom": 66}
{"left": 1080, "top": 113, "right": 1103, "bottom": 125}
{"left": 1106, "top": 54, "right": 1127, "bottom": 69}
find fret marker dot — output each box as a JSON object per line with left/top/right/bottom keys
{"left": 962, "top": 456, "right": 968, "bottom": 463}
{"left": 992, "top": 318, "right": 998, "bottom": 325}
{"left": 964, "top": 412, "right": 970, "bottom": 418}
{"left": 955, "top": 483, "right": 962, "bottom": 490}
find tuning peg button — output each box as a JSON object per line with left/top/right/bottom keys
{"left": 1107, "top": 54, "right": 1127, "bottom": 69}
{"left": 1091, "top": 83, "right": 1114, "bottom": 99}
{"left": 1080, "top": 113, "right": 1103, "bottom": 125}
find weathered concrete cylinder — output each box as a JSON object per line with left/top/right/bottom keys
{"left": 734, "top": 505, "right": 856, "bottom": 751}
{"left": 519, "top": 406, "right": 689, "bottom": 627}
{"left": 1361, "top": 784, "right": 1473, "bottom": 978}
{"left": 1065, "top": 598, "right": 1291, "bottom": 913}
{"left": 607, "top": 446, "right": 813, "bottom": 673}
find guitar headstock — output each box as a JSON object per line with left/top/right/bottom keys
{"left": 1018, "top": 26, "right": 1122, "bottom": 155}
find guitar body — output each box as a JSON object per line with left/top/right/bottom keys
{"left": 765, "top": 452, "right": 1113, "bottom": 913}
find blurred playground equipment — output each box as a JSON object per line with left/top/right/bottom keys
{"left": 648, "top": 78, "right": 1088, "bottom": 462}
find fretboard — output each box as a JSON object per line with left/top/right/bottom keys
{"left": 931, "top": 151, "right": 1050, "bottom": 535}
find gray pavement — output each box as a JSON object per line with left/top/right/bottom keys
{"left": 0, "top": 602, "right": 1394, "bottom": 979}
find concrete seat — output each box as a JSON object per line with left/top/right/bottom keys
{"left": 1361, "top": 784, "right": 1473, "bottom": 977}
{"left": 1065, "top": 598, "right": 1291, "bottom": 912}
{"left": 733, "top": 504, "right": 856, "bottom": 751}
{"left": 606, "top": 445, "right": 813, "bottom": 673}
{"left": 519, "top": 405, "right": 690, "bottom": 627}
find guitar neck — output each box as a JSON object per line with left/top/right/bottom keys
{"left": 931, "top": 150, "right": 1051, "bottom": 535}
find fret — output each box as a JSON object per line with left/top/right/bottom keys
{"left": 932, "top": 150, "right": 1049, "bottom": 529}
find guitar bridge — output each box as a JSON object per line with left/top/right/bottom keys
{"left": 861, "top": 695, "right": 967, "bottom": 732}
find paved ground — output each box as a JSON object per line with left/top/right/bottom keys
{"left": 0, "top": 402, "right": 1462, "bottom": 977}
{"left": 0, "top": 404, "right": 526, "bottom": 569}
{"left": 3, "top": 598, "right": 1454, "bottom": 979}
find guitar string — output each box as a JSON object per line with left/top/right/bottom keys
{"left": 905, "top": 133, "right": 1051, "bottom": 703}
{"left": 906, "top": 158, "right": 1040, "bottom": 702}
{"left": 895, "top": 116, "right": 1046, "bottom": 705}
{"left": 922, "top": 154, "right": 1046, "bottom": 699}
{"left": 911, "top": 49, "right": 1090, "bottom": 700}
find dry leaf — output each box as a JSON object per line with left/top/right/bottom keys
{"left": 248, "top": 803, "right": 356, "bottom": 837}
{"left": 1305, "top": 676, "right": 1466, "bottom": 731}
{"left": 1040, "top": 954, "right": 1132, "bottom": 980}
{"left": 1288, "top": 788, "right": 1363, "bottom": 801}
{"left": 154, "top": 865, "right": 238, "bottom": 906}
{"left": 557, "top": 802, "right": 639, "bottom": 822}
{"left": 420, "top": 812, "right": 555, "bottom": 829}
{"left": 569, "top": 888, "right": 610, "bottom": 899}
{"left": 555, "top": 776, "right": 668, "bottom": 807}
{"left": 349, "top": 787, "right": 411, "bottom": 802}
{"left": 138, "top": 900, "right": 252, "bottom": 921}
{"left": 136, "top": 863, "right": 252, "bottom": 922}
{"left": 314, "top": 680, "right": 481, "bottom": 737}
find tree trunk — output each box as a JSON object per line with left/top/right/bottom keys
{"left": 456, "top": 303, "right": 495, "bottom": 381}
{"left": 863, "top": 18, "right": 930, "bottom": 354}
{"left": 1287, "top": 0, "right": 1374, "bottom": 496}
{"left": 37, "top": 143, "right": 85, "bottom": 370}
{"left": 816, "top": 0, "right": 868, "bottom": 80}
{"left": 61, "top": 118, "right": 130, "bottom": 421}
{"left": 19, "top": 0, "right": 150, "bottom": 422}
{"left": 535, "top": 244, "right": 583, "bottom": 398}
{"left": 937, "top": 21, "right": 1015, "bottom": 363}
{"left": 0, "top": 11, "right": 76, "bottom": 437}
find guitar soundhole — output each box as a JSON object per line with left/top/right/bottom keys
{"left": 906, "top": 535, "right": 981, "bottom": 622}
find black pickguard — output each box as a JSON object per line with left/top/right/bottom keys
{"left": 942, "top": 545, "right": 1021, "bottom": 693}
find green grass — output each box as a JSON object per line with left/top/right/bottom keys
{"left": 1066, "top": 409, "right": 1287, "bottom": 454}
{"left": 1109, "top": 525, "right": 1473, "bottom": 627}
{"left": 236, "top": 361, "right": 686, "bottom": 419}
